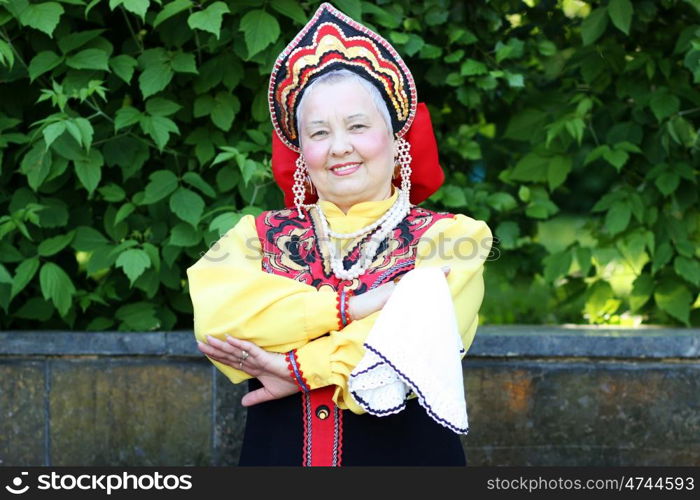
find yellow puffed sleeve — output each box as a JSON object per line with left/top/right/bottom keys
{"left": 294, "top": 213, "right": 493, "bottom": 413}
{"left": 186, "top": 214, "right": 340, "bottom": 384}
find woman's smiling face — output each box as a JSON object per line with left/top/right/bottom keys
{"left": 298, "top": 78, "right": 396, "bottom": 213}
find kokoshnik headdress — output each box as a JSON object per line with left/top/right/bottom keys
{"left": 268, "top": 2, "right": 444, "bottom": 214}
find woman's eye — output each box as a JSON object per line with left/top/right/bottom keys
{"left": 350, "top": 124, "right": 366, "bottom": 130}
{"left": 311, "top": 130, "right": 327, "bottom": 138}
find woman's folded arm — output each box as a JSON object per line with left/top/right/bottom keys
{"left": 186, "top": 214, "right": 340, "bottom": 382}
{"left": 292, "top": 214, "right": 493, "bottom": 413}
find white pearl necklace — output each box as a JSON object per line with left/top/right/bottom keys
{"left": 316, "top": 189, "right": 411, "bottom": 280}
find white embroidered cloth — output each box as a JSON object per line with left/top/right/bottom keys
{"left": 348, "top": 267, "right": 469, "bottom": 434}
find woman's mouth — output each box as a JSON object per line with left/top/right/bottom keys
{"left": 330, "top": 162, "right": 361, "bottom": 176}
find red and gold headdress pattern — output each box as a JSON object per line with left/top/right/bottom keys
{"left": 268, "top": 2, "right": 417, "bottom": 153}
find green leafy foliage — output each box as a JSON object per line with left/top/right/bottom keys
{"left": 0, "top": 0, "right": 698, "bottom": 330}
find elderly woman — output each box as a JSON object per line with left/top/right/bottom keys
{"left": 187, "top": 3, "right": 492, "bottom": 466}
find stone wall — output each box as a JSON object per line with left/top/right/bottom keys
{"left": 1, "top": 326, "right": 698, "bottom": 466}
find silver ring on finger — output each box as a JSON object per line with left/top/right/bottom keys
{"left": 238, "top": 360, "right": 244, "bottom": 369}
{"left": 241, "top": 350, "right": 249, "bottom": 361}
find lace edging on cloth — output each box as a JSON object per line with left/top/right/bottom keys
{"left": 347, "top": 267, "right": 469, "bottom": 434}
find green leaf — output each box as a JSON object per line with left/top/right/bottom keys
{"left": 334, "top": 0, "right": 361, "bottom": 20}
{"left": 28, "top": 51, "right": 62, "bottom": 81}
{"left": 115, "top": 301, "right": 160, "bottom": 330}
{"left": 43, "top": 122, "right": 66, "bottom": 150}
{"left": 187, "top": 1, "right": 229, "bottom": 39}
{"left": 649, "top": 92, "right": 680, "bottom": 122}
{"left": 20, "top": 142, "right": 52, "bottom": 191}
{"left": 182, "top": 172, "right": 216, "bottom": 198}
{"left": 170, "top": 51, "right": 197, "bottom": 73}
{"left": 495, "top": 38, "right": 523, "bottom": 63}
{"left": 66, "top": 48, "right": 109, "bottom": 71}
{"left": 602, "top": 148, "right": 628, "bottom": 171}
{"left": 142, "top": 242, "right": 161, "bottom": 273}
{"left": 652, "top": 242, "right": 673, "bottom": 274}
{"left": 115, "top": 202, "right": 135, "bottom": 225}
{"left": 11, "top": 257, "right": 40, "bottom": 299}
{"left": 581, "top": 7, "right": 608, "bottom": 45}
{"left": 153, "top": 0, "right": 192, "bottom": 28}
{"left": 667, "top": 116, "right": 697, "bottom": 148}
{"left": 460, "top": 59, "right": 487, "bottom": 76}
{"left": 73, "top": 226, "right": 109, "bottom": 250}
{"left": 270, "top": 0, "right": 306, "bottom": 24}
{"left": 57, "top": 29, "right": 104, "bottom": 54}
{"left": 39, "top": 262, "right": 76, "bottom": 316}
{"left": 630, "top": 273, "right": 654, "bottom": 312}
{"left": 146, "top": 97, "right": 181, "bottom": 117}
{"left": 503, "top": 109, "right": 547, "bottom": 142}
{"left": 74, "top": 148, "right": 103, "bottom": 195}
{"left": 543, "top": 250, "right": 573, "bottom": 282}
{"left": 505, "top": 73, "right": 524, "bottom": 88}
{"left": 140, "top": 115, "right": 180, "bottom": 151}
{"left": 98, "top": 183, "right": 126, "bottom": 202}
{"left": 605, "top": 201, "right": 631, "bottom": 236}
{"left": 0, "top": 264, "right": 12, "bottom": 285}
{"left": 210, "top": 93, "right": 240, "bottom": 131}
{"left": 170, "top": 222, "right": 200, "bottom": 246}
{"left": 115, "top": 0, "right": 150, "bottom": 20}
{"left": 494, "top": 221, "right": 519, "bottom": 250}
{"left": 240, "top": 9, "right": 280, "bottom": 58}
{"left": 0, "top": 39, "right": 15, "bottom": 69}
{"left": 404, "top": 33, "right": 425, "bottom": 57}
{"left": 674, "top": 256, "right": 700, "bottom": 286}
{"left": 169, "top": 187, "right": 204, "bottom": 226}
{"left": 616, "top": 231, "right": 649, "bottom": 275}
{"left": 38, "top": 231, "right": 75, "bottom": 257}
{"left": 142, "top": 170, "right": 179, "bottom": 204}
{"left": 419, "top": 44, "right": 442, "bottom": 59}
{"left": 114, "top": 106, "right": 142, "bottom": 131}
{"left": 487, "top": 192, "right": 517, "bottom": 212}
{"left": 109, "top": 54, "right": 138, "bottom": 84}
{"left": 20, "top": 2, "right": 65, "bottom": 37}
{"left": 115, "top": 248, "right": 151, "bottom": 285}
{"left": 73, "top": 118, "right": 94, "bottom": 150}
{"left": 584, "top": 280, "right": 620, "bottom": 321}
{"left": 654, "top": 279, "right": 692, "bottom": 325}
{"left": 608, "top": 0, "right": 633, "bottom": 35}
{"left": 86, "top": 317, "right": 114, "bottom": 331}
{"left": 511, "top": 153, "right": 548, "bottom": 182}
{"left": 575, "top": 247, "right": 592, "bottom": 277}
{"left": 655, "top": 171, "right": 680, "bottom": 196}
{"left": 15, "top": 297, "right": 53, "bottom": 321}
{"left": 547, "top": 156, "right": 572, "bottom": 191}
{"left": 209, "top": 213, "right": 241, "bottom": 236}
{"left": 441, "top": 185, "right": 467, "bottom": 208}
{"left": 538, "top": 40, "right": 557, "bottom": 56}
{"left": 138, "top": 50, "right": 174, "bottom": 98}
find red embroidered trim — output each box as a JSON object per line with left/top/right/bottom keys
{"left": 285, "top": 349, "right": 310, "bottom": 393}
{"left": 336, "top": 288, "right": 355, "bottom": 329}
{"left": 335, "top": 291, "right": 343, "bottom": 330}
{"left": 337, "top": 404, "right": 344, "bottom": 466}
{"left": 344, "top": 290, "right": 354, "bottom": 325}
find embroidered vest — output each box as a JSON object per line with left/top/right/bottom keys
{"left": 254, "top": 205, "right": 453, "bottom": 466}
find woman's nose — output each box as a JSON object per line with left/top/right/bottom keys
{"left": 330, "top": 131, "right": 353, "bottom": 156}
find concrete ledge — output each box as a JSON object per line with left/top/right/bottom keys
{"left": 1, "top": 326, "right": 698, "bottom": 466}
{"left": 2, "top": 326, "right": 699, "bottom": 358}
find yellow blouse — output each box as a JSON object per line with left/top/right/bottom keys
{"left": 186, "top": 189, "right": 493, "bottom": 414}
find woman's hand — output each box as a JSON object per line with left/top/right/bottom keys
{"left": 197, "top": 335, "right": 299, "bottom": 406}
{"left": 347, "top": 266, "right": 450, "bottom": 320}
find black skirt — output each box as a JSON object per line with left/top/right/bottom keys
{"left": 238, "top": 379, "right": 466, "bottom": 466}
